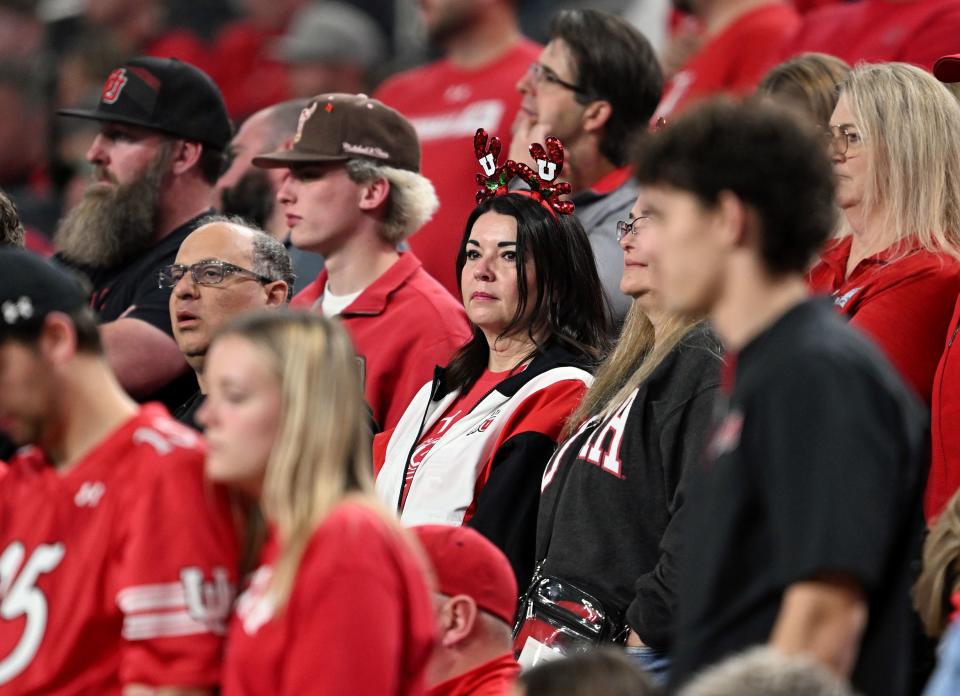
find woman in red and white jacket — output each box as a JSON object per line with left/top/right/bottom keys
{"left": 374, "top": 192, "right": 610, "bottom": 585}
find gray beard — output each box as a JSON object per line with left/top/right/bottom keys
{"left": 55, "top": 155, "right": 167, "bottom": 268}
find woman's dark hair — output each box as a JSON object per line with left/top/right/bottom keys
{"left": 520, "top": 648, "right": 660, "bottom": 696}
{"left": 445, "top": 193, "right": 610, "bottom": 392}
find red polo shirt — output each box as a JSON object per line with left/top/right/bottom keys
{"left": 808, "top": 236, "right": 960, "bottom": 404}
{"left": 427, "top": 654, "right": 519, "bottom": 696}
{"left": 291, "top": 252, "right": 473, "bottom": 430}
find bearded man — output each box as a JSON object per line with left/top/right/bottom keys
{"left": 57, "top": 56, "right": 232, "bottom": 409}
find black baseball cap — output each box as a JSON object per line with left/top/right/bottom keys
{"left": 252, "top": 93, "right": 421, "bottom": 172}
{"left": 58, "top": 56, "right": 233, "bottom": 151}
{"left": 0, "top": 249, "right": 88, "bottom": 334}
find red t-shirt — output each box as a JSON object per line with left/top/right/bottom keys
{"left": 655, "top": 2, "right": 800, "bottom": 120}
{"left": 375, "top": 39, "right": 542, "bottom": 296}
{"left": 0, "top": 405, "right": 239, "bottom": 693}
{"left": 222, "top": 502, "right": 436, "bottom": 696}
{"left": 782, "top": 0, "right": 960, "bottom": 72}
{"left": 427, "top": 654, "right": 519, "bottom": 696}
{"left": 400, "top": 368, "right": 517, "bottom": 509}
{"left": 808, "top": 236, "right": 960, "bottom": 404}
{"left": 291, "top": 253, "right": 473, "bottom": 430}
{"left": 928, "top": 298, "right": 960, "bottom": 520}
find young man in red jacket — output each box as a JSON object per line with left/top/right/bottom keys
{"left": 253, "top": 94, "right": 473, "bottom": 430}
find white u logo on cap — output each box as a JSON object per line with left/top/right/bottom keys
{"left": 294, "top": 102, "right": 319, "bottom": 144}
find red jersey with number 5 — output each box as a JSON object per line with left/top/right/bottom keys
{"left": 0, "top": 404, "right": 240, "bottom": 694}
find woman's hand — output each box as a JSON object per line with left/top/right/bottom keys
{"left": 626, "top": 629, "right": 647, "bottom": 647}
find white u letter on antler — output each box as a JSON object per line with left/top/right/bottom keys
{"left": 537, "top": 160, "right": 558, "bottom": 182}
{"left": 479, "top": 154, "right": 497, "bottom": 176}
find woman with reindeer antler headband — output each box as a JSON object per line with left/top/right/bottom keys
{"left": 373, "top": 129, "right": 610, "bottom": 585}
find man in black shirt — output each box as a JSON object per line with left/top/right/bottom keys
{"left": 633, "top": 98, "right": 926, "bottom": 696}
{"left": 55, "top": 57, "right": 232, "bottom": 410}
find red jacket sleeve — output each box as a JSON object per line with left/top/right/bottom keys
{"left": 290, "top": 277, "right": 323, "bottom": 309}
{"left": 379, "top": 336, "right": 464, "bottom": 432}
{"left": 114, "top": 438, "right": 240, "bottom": 688}
{"left": 845, "top": 270, "right": 960, "bottom": 404}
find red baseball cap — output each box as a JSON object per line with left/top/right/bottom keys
{"left": 412, "top": 525, "right": 518, "bottom": 626}
{"left": 934, "top": 54, "right": 960, "bottom": 83}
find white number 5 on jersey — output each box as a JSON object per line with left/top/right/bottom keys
{"left": 0, "top": 542, "right": 65, "bottom": 684}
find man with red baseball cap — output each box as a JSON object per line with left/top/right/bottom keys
{"left": 935, "top": 54, "right": 960, "bottom": 84}
{"left": 413, "top": 525, "right": 520, "bottom": 696}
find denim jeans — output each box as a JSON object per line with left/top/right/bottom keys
{"left": 625, "top": 644, "right": 671, "bottom": 684}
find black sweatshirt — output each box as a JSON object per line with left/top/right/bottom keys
{"left": 535, "top": 324, "right": 723, "bottom": 650}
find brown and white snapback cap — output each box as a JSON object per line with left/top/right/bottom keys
{"left": 252, "top": 93, "right": 421, "bottom": 173}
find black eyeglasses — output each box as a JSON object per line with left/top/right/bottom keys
{"left": 615, "top": 216, "right": 651, "bottom": 242}
{"left": 527, "top": 62, "right": 587, "bottom": 95}
{"left": 824, "top": 125, "right": 862, "bottom": 157}
{"left": 158, "top": 260, "right": 272, "bottom": 289}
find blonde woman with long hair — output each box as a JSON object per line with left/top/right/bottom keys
{"left": 197, "top": 311, "right": 435, "bottom": 696}
{"left": 808, "top": 62, "right": 960, "bottom": 407}
{"left": 516, "top": 191, "right": 723, "bottom": 681}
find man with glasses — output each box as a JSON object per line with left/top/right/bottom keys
{"left": 55, "top": 57, "right": 231, "bottom": 412}
{"left": 512, "top": 9, "right": 663, "bottom": 322}
{"left": 164, "top": 217, "right": 294, "bottom": 428}
{"left": 374, "top": 0, "right": 539, "bottom": 297}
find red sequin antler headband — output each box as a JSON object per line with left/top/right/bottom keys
{"left": 473, "top": 128, "right": 574, "bottom": 217}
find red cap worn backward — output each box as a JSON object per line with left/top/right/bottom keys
{"left": 934, "top": 54, "right": 960, "bottom": 83}
{"left": 412, "top": 525, "right": 518, "bottom": 626}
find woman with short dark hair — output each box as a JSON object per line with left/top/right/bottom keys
{"left": 374, "top": 190, "right": 609, "bottom": 585}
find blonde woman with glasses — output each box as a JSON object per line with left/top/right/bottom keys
{"left": 197, "top": 311, "right": 435, "bottom": 696}
{"left": 808, "top": 62, "right": 960, "bottom": 408}
{"left": 515, "top": 192, "right": 723, "bottom": 682}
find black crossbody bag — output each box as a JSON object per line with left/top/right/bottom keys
{"left": 512, "top": 428, "right": 629, "bottom": 657}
